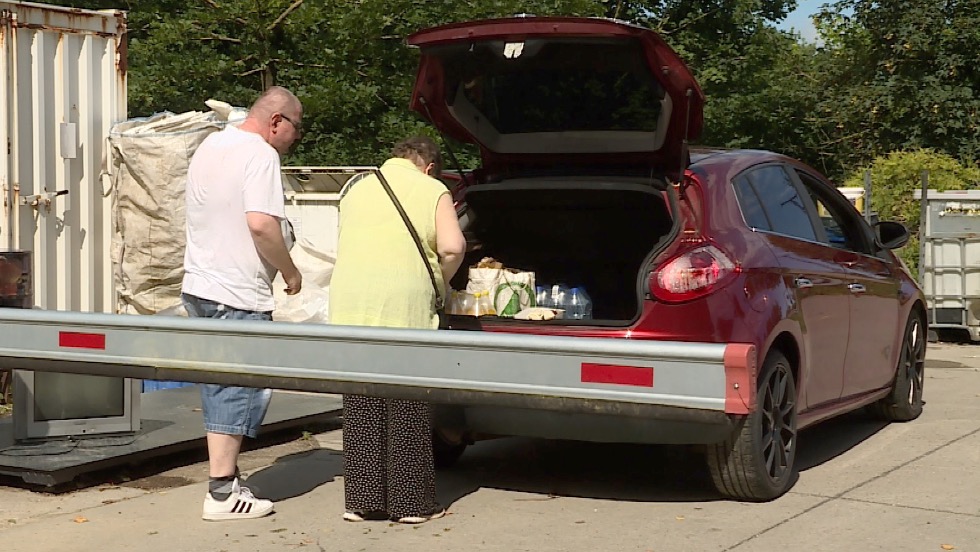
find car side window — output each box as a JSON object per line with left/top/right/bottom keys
{"left": 733, "top": 176, "right": 771, "bottom": 231}
{"left": 794, "top": 170, "right": 873, "bottom": 254}
{"left": 745, "top": 166, "right": 817, "bottom": 241}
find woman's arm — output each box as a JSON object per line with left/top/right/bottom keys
{"left": 434, "top": 193, "right": 465, "bottom": 291}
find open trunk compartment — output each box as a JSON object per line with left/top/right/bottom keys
{"left": 450, "top": 178, "right": 675, "bottom": 323}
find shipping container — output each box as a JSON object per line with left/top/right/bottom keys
{"left": 0, "top": 1, "right": 127, "bottom": 313}
{"left": 0, "top": 2, "right": 137, "bottom": 438}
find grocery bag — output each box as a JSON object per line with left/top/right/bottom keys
{"left": 466, "top": 267, "right": 503, "bottom": 295}
{"left": 493, "top": 270, "right": 535, "bottom": 317}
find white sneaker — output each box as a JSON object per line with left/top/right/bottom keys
{"left": 202, "top": 478, "right": 274, "bottom": 521}
{"left": 395, "top": 506, "right": 447, "bottom": 524}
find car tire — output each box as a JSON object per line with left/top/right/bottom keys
{"left": 869, "top": 314, "right": 925, "bottom": 422}
{"left": 707, "top": 350, "right": 798, "bottom": 501}
{"left": 432, "top": 428, "right": 468, "bottom": 469}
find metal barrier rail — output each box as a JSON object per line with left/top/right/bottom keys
{"left": 0, "top": 309, "right": 754, "bottom": 420}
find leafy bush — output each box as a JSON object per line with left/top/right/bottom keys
{"left": 842, "top": 149, "right": 980, "bottom": 274}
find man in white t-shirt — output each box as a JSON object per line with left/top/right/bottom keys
{"left": 181, "top": 86, "right": 303, "bottom": 521}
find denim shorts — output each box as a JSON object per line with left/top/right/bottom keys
{"left": 181, "top": 293, "right": 273, "bottom": 438}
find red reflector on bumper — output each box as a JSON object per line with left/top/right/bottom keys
{"left": 59, "top": 332, "right": 106, "bottom": 350}
{"left": 581, "top": 363, "right": 654, "bottom": 387}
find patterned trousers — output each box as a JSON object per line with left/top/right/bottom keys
{"left": 342, "top": 394, "right": 438, "bottom": 518}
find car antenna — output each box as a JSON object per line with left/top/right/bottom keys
{"left": 417, "top": 95, "right": 470, "bottom": 186}
{"left": 674, "top": 88, "right": 693, "bottom": 191}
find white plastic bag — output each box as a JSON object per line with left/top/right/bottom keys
{"left": 272, "top": 238, "right": 336, "bottom": 323}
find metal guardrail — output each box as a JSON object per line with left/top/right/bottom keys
{"left": 0, "top": 309, "right": 754, "bottom": 419}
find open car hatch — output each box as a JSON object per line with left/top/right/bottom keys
{"left": 407, "top": 16, "right": 704, "bottom": 177}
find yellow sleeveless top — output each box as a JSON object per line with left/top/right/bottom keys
{"left": 329, "top": 157, "right": 449, "bottom": 329}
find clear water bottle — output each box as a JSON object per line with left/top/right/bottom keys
{"left": 567, "top": 287, "right": 593, "bottom": 320}
{"left": 535, "top": 285, "right": 550, "bottom": 308}
{"left": 549, "top": 284, "right": 571, "bottom": 312}
{"left": 548, "top": 284, "right": 568, "bottom": 309}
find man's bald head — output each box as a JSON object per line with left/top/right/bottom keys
{"left": 239, "top": 86, "right": 304, "bottom": 156}
{"left": 248, "top": 86, "right": 301, "bottom": 121}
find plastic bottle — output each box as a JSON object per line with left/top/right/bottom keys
{"left": 567, "top": 287, "right": 593, "bottom": 320}
{"left": 477, "top": 291, "right": 496, "bottom": 316}
{"left": 483, "top": 291, "right": 497, "bottom": 316}
{"left": 459, "top": 291, "right": 477, "bottom": 317}
{"left": 535, "top": 285, "right": 550, "bottom": 308}
{"left": 445, "top": 290, "right": 459, "bottom": 315}
{"left": 549, "top": 284, "right": 571, "bottom": 313}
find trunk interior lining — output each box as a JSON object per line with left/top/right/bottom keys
{"left": 453, "top": 182, "right": 673, "bottom": 321}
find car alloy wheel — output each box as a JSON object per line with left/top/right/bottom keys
{"left": 871, "top": 313, "right": 925, "bottom": 421}
{"left": 759, "top": 359, "right": 797, "bottom": 482}
{"left": 903, "top": 316, "right": 925, "bottom": 408}
{"left": 706, "top": 350, "right": 798, "bottom": 501}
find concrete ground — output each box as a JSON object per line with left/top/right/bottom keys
{"left": 0, "top": 342, "right": 977, "bottom": 552}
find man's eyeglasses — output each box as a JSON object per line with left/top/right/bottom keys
{"left": 280, "top": 113, "right": 303, "bottom": 134}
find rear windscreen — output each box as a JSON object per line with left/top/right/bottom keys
{"left": 439, "top": 39, "right": 665, "bottom": 134}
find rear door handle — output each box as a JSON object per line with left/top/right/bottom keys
{"left": 848, "top": 283, "right": 866, "bottom": 294}
{"left": 794, "top": 277, "right": 813, "bottom": 289}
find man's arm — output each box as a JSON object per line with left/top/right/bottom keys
{"left": 246, "top": 211, "right": 302, "bottom": 294}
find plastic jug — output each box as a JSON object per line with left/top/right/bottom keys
{"left": 566, "top": 287, "right": 593, "bottom": 320}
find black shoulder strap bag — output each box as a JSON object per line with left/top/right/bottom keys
{"left": 372, "top": 169, "right": 445, "bottom": 311}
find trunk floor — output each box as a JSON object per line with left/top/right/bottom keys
{"left": 0, "top": 387, "right": 341, "bottom": 486}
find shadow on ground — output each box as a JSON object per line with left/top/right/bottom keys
{"left": 427, "top": 411, "right": 895, "bottom": 508}
{"left": 0, "top": 420, "right": 340, "bottom": 494}
{"left": 433, "top": 438, "right": 717, "bottom": 507}
{"left": 795, "top": 410, "right": 889, "bottom": 471}
{"left": 243, "top": 447, "right": 344, "bottom": 501}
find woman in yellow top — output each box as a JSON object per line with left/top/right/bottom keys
{"left": 330, "top": 136, "right": 465, "bottom": 524}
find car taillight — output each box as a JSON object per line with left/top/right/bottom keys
{"left": 649, "top": 244, "right": 740, "bottom": 303}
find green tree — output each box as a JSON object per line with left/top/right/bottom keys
{"left": 606, "top": 2, "right": 847, "bottom": 178}
{"left": 46, "top": 0, "right": 803, "bottom": 168}
{"left": 842, "top": 149, "right": 980, "bottom": 271}
{"left": 44, "top": 1, "right": 603, "bottom": 166}
{"left": 815, "top": 0, "right": 980, "bottom": 171}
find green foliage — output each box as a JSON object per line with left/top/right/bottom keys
{"left": 41, "top": 0, "right": 604, "bottom": 167}
{"left": 45, "top": 0, "right": 800, "bottom": 169}
{"left": 815, "top": 0, "right": 980, "bottom": 171}
{"left": 46, "top": 0, "right": 980, "bottom": 195}
{"left": 697, "top": 29, "right": 835, "bottom": 172}
{"left": 842, "top": 149, "right": 980, "bottom": 271}
{"left": 599, "top": 2, "right": 847, "bottom": 178}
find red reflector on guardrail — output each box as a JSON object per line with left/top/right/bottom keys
{"left": 59, "top": 332, "right": 106, "bottom": 350}
{"left": 581, "top": 363, "right": 654, "bottom": 387}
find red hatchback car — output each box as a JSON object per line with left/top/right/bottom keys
{"left": 407, "top": 16, "right": 926, "bottom": 501}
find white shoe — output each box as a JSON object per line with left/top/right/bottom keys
{"left": 395, "top": 506, "right": 446, "bottom": 524}
{"left": 202, "top": 478, "right": 274, "bottom": 521}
